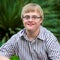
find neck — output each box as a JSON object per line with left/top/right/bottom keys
{"left": 26, "top": 29, "right": 40, "bottom": 41}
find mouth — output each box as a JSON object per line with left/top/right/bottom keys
{"left": 27, "top": 24, "right": 35, "bottom": 26}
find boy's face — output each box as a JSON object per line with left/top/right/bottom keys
{"left": 22, "top": 11, "right": 43, "bottom": 32}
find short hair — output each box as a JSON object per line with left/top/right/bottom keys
{"left": 21, "top": 3, "right": 44, "bottom": 20}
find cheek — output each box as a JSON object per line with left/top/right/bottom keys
{"left": 37, "top": 20, "right": 41, "bottom": 24}
{"left": 23, "top": 20, "right": 27, "bottom": 26}
{"left": 36, "top": 20, "right": 42, "bottom": 27}
{"left": 37, "top": 20, "right": 42, "bottom": 26}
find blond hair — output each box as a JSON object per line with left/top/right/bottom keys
{"left": 21, "top": 3, "right": 44, "bottom": 20}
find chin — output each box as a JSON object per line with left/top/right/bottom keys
{"left": 27, "top": 28, "right": 35, "bottom": 32}
{"left": 27, "top": 29, "right": 33, "bottom": 30}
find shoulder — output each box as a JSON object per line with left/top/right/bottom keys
{"left": 41, "top": 26, "right": 59, "bottom": 48}
{"left": 7, "top": 29, "right": 24, "bottom": 44}
{"left": 41, "top": 26, "right": 60, "bottom": 47}
{"left": 40, "top": 26, "right": 57, "bottom": 41}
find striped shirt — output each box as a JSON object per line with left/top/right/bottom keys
{"left": 0, "top": 26, "right": 60, "bottom": 60}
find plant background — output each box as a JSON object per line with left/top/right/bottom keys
{"left": 0, "top": 0, "right": 60, "bottom": 60}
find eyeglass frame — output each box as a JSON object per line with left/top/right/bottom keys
{"left": 22, "top": 15, "right": 42, "bottom": 20}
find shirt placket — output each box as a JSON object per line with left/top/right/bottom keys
{"left": 28, "top": 42, "right": 33, "bottom": 60}
{"left": 28, "top": 41, "right": 38, "bottom": 60}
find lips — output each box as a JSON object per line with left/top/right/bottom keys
{"left": 27, "top": 23, "right": 35, "bottom": 26}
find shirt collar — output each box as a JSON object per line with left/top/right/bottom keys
{"left": 37, "top": 26, "right": 46, "bottom": 41}
{"left": 19, "top": 26, "right": 46, "bottom": 41}
{"left": 18, "top": 28, "right": 25, "bottom": 37}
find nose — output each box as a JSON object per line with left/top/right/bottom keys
{"left": 28, "top": 17, "right": 33, "bottom": 21}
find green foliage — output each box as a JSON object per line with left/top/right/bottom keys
{"left": 0, "top": 0, "right": 24, "bottom": 42}
{"left": 42, "top": 0, "right": 60, "bottom": 42}
{"left": 10, "top": 55, "right": 19, "bottom": 60}
{"left": 0, "top": 0, "right": 60, "bottom": 43}
{"left": 0, "top": 0, "right": 20, "bottom": 29}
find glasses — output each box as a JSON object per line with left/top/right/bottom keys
{"left": 22, "top": 15, "right": 41, "bottom": 20}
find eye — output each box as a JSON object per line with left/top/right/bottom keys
{"left": 23, "top": 15, "right": 30, "bottom": 20}
{"left": 32, "top": 15, "right": 37, "bottom": 19}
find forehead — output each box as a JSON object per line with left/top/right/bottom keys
{"left": 23, "top": 11, "right": 40, "bottom": 16}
